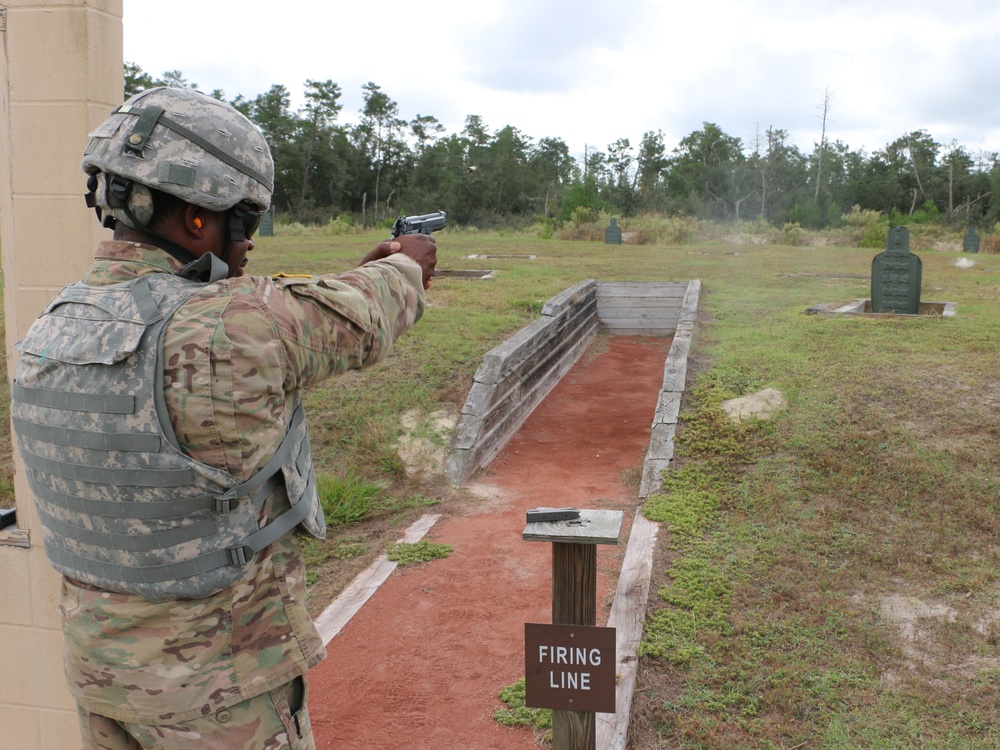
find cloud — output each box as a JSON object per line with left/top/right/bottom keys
{"left": 458, "top": 0, "right": 657, "bottom": 93}
{"left": 902, "top": 30, "right": 1000, "bottom": 137}
{"left": 121, "top": 0, "right": 1000, "bottom": 159}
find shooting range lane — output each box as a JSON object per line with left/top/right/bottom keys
{"left": 308, "top": 336, "right": 672, "bottom": 749}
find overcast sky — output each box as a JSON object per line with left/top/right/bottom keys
{"left": 123, "top": 0, "right": 1000, "bottom": 164}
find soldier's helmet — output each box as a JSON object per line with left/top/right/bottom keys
{"left": 81, "top": 87, "right": 273, "bottom": 230}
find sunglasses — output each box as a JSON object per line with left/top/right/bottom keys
{"left": 228, "top": 201, "right": 264, "bottom": 242}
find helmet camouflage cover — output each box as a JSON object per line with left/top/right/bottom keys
{"left": 82, "top": 87, "right": 273, "bottom": 216}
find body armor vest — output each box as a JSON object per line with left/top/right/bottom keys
{"left": 11, "top": 273, "right": 325, "bottom": 601}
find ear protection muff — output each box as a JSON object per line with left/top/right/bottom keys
{"left": 85, "top": 172, "right": 155, "bottom": 230}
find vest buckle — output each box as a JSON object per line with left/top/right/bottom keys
{"left": 227, "top": 545, "right": 253, "bottom": 566}
{"left": 215, "top": 490, "right": 239, "bottom": 513}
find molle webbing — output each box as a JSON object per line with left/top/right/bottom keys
{"left": 12, "top": 384, "right": 134, "bottom": 413}
{"left": 34, "top": 471, "right": 312, "bottom": 588}
{"left": 26, "top": 452, "right": 195, "bottom": 487}
{"left": 24, "top": 473, "right": 278, "bottom": 521}
{"left": 11, "top": 416, "right": 161, "bottom": 452}
{"left": 11, "top": 273, "right": 322, "bottom": 600}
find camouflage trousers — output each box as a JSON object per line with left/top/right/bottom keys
{"left": 77, "top": 676, "right": 314, "bottom": 750}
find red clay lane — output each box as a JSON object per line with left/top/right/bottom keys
{"left": 309, "top": 336, "right": 671, "bottom": 749}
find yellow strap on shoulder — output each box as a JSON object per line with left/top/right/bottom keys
{"left": 272, "top": 272, "right": 314, "bottom": 279}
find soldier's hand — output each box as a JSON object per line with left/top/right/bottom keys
{"left": 358, "top": 235, "right": 437, "bottom": 290}
{"left": 358, "top": 240, "right": 400, "bottom": 266}
{"left": 395, "top": 234, "right": 437, "bottom": 290}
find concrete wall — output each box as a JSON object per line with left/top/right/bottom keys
{"left": 0, "top": 3, "right": 122, "bottom": 747}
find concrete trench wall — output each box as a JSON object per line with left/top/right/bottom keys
{"left": 446, "top": 279, "right": 701, "bottom": 493}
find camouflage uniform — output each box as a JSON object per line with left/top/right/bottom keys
{"left": 80, "top": 676, "right": 310, "bottom": 749}
{"left": 58, "top": 239, "right": 425, "bottom": 747}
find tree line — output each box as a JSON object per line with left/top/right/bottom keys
{"left": 126, "top": 64, "right": 1000, "bottom": 230}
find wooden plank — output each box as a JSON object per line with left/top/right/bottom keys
{"left": 645, "top": 423, "right": 677, "bottom": 461}
{"left": 834, "top": 301, "right": 866, "bottom": 314}
{"left": 599, "top": 314, "right": 680, "bottom": 325}
{"left": 653, "top": 392, "right": 681, "bottom": 425}
{"left": 599, "top": 325, "right": 677, "bottom": 336}
{"left": 597, "top": 296, "right": 684, "bottom": 308}
{"left": 599, "top": 322, "right": 680, "bottom": 332}
{"left": 598, "top": 283, "right": 687, "bottom": 292}
{"left": 485, "top": 320, "right": 595, "bottom": 447}
{"left": 598, "top": 309, "right": 681, "bottom": 320}
{"left": 678, "top": 280, "right": 702, "bottom": 324}
{"left": 595, "top": 278, "right": 693, "bottom": 340}
{"left": 479, "top": 311, "right": 589, "bottom": 415}
{"left": 661, "top": 362, "right": 688, "bottom": 393}
{"left": 598, "top": 294, "right": 681, "bottom": 304}
{"left": 523, "top": 509, "right": 624, "bottom": 545}
{"left": 475, "top": 314, "right": 563, "bottom": 384}
{"left": 477, "top": 297, "right": 596, "bottom": 386}
{"left": 477, "top": 303, "right": 589, "bottom": 385}
{"left": 555, "top": 711, "right": 596, "bottom": 750}
{"left": 466, "top": 381, "right": 526, "bottom": 443}
{"left": 598, "top": 317, "right": 680, "bottom": 328}
{"left": 599, "top": 316, "right": 680, "bottom": 329}
{"left": 597, "top": 282, "right": 687, "bottom": 296}
{"left": 448, "top": 325, "right": 596, "bottom": 483}
{"left": 518, "top": 312, "right": 597, "bottom": 393}
{"left": 661, "top": 330, "right": 691, "bottom": 392}
{"left": 597, "top": 293, "right": 684, "bottom": 310}
{"left": 459, "top": 393, "right": 536, "bottom": 472}
{"left": 596, "top": 513, "right": 659, "bottom": 750}
{"left": 314, "top": 514, "right": 440, "bottom": 645}
{"left": 639, "top": 457, "right": 670, "bottom": 498}
{"left": 543, "top": 279, "right": 598, "bottom": 316}
{"left": 458, "top": 378, "right": 520, "bottom": 425}
{"left": 553, "top": 542, "right": 598, "bottom": 626}
{"left": 668, "top": 323, "right": 692, "bottom": 348}
{"left": 599, "top": 307, "right": 681, "bottom": 319}
{"left": 603, "top": 319, "right": 675, "bottom": 327}
{"left": 450, "top": 414, "right": 485, "bottom": 451}
{"left": 601, "top": 329, "right": 672, "bottom": 337}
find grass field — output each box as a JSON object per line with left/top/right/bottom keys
{"left": 253, "top": 229, "right": 1000, "bottom": 748}
{"left": 4, "top": 227, "right": 1000, "bottom": 747}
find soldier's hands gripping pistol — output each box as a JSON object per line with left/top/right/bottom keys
{"left": 391, "top": 210, "right": 447, "bottom": 238}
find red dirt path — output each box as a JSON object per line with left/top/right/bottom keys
{"left": 309, "top": 336, "right": 672, "bottom": 749}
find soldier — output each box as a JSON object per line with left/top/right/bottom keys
{"left": 10, "top": 87, "right": 436, "bottom": 749}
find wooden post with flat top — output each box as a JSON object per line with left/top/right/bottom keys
{"left": 524, "top": 509, "right": 623, "bottom": 750}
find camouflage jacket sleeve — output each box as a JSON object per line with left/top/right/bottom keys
{"left": 164, "top": 253, "right": 425, "bottom": 478}
{"left": 265, "top": 254, "right": 425, "bottom": 391}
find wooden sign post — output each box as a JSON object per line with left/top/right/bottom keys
{"left": 524, "top": 509, "right": 623, "bottom": 750}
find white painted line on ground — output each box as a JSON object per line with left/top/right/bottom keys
{"left": 315, "top": 514, "right": 441, "bottom": 645}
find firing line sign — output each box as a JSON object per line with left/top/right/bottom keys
{"left": 524, "top": 623, "right": 616, "bottom": 713}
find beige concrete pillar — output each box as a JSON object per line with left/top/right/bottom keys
{"left": 0, "top": 2, "right": 122, "bottom": 747}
